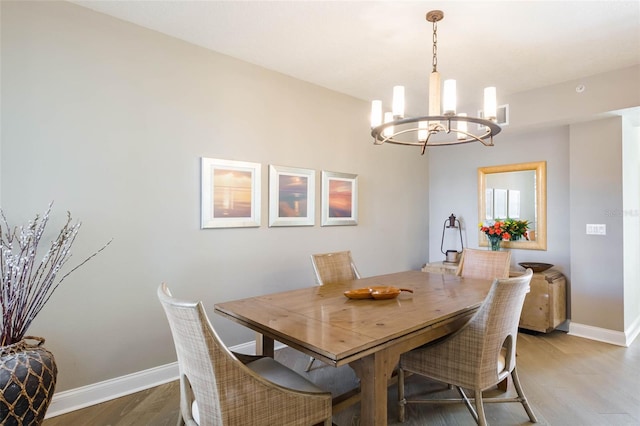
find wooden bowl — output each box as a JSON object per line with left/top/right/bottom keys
{"left": 344, "top": 286, "right": 413, "bottom": 300}
{"left": 518, "top": 262, "right": 554, "bottom": 273}
{"left": 343, "top": 288, "right": 374, "bottom": 299}
{"left": 370, "top": 286, "right": 402, "bottom": 300}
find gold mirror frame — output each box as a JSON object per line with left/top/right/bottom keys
{"left": 478, "top": 161, "right": 547, "bottom": 250}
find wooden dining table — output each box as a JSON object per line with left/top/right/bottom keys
{"left": 214, "top": 270, "right": 494, "bottom": 426}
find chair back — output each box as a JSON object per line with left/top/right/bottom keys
{"left": 311, "top": 250, "right": 361, "bottom": 285}
{"left": 469, "top": 269, "right": 533, "bottom": 387}
{"left": 456, "top": 248, "right": 511, "bottom": 280}
{"left": 158, "top": 283, "right": 229, "bottom": 424}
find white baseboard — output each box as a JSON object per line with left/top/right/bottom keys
{"left": 624, "top": 315, "right": 640, "bottom": 346}
{"left": 45, "top": 340, "right": 277, "bottom": 419}
{"left": 568, "top": 322, "right": 636, "bottom": 347}
{"left": 45, "top": 362, "right": 179, "bottom": 418}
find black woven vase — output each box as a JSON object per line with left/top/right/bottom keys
{"left": 0, "top": 337, "right": 57, "bottom": 425}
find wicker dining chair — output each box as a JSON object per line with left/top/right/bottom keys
{"left": 456, "top": 248, "right": 511, "bottom": 280}
{"left": 310, "top": 250, "right": 361, "bottom": 285}
{"left": 304, "top": 251, "right": 361, "bottom": 372}
{"left": 397, "top": 269, "right": 537, "bottom": 426}
{"left": 157, "top": 284, "right": 333, "bottom": 426}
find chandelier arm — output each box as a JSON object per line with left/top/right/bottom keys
{"left": 444, "top": 117, "right": 453, "bottom": 133}
{"left": 373, "top": 127, "right": 431, "bottom": 146}
{"left": 371, "top": 115, "right": 500, "bottom": 147}
{"left": 426, "top": 128, "right": 495, "bottom": 146}
{"left": 448, "top": 129, "right": 490, "bottom": 146}
{"left": 421, "top": 132, "right": 435, "bottom": 155}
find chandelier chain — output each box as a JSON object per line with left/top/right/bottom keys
{"left": 432, "top": 21, "right": 438, "bottom": 72}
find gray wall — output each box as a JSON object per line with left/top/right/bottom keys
{"left": 570, "top": 117, "right": 624, "bottom": 331}
{"left": 622, "top": 119, "right": 640, "bottom": 331}
{"left": 1, "top": 1, "right": 429, "bottom": 391}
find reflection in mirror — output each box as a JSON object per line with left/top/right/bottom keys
{"left": 486, "top": 171, "right": 535, "bottom": 236}
{"left": 478, "top": 161, "right": 547, "bottom": 250}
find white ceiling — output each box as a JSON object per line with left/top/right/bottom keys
{"left": 72, "top": 1, "right": 640, "bottom": 116}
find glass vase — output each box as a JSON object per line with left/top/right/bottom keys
{"left": 488, "top": 236, "right": 502, "bottom": 251}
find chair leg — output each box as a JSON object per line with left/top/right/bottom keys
{"left": 475, "top": 388, "right": 487, "bottom": 426}
{"left": 176, "top": 412, "right": 185, "bottom": 426}
{"left": 304, "top": 356, "right": 316, "bottom": 372}
{"left": 397, "top": 368, "right": 406, "bottom": 422}
{"left": 457, "top": 387, "right": 479, "bottom": 423}
{"left": 511, "top": 367, "right": 538, "bottom": 423}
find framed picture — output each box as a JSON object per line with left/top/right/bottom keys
{"left": 321, "top": 171, "right": 358, "bottom": 226}
{"left": 268, "top": 165, "right": 315, "bottom": 227}
{"left": 201, "top": 157, "right": 261, "bottom": 228}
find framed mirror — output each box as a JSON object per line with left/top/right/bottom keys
{"left": 478, "top": 161, "right": 547, "bottom": 250}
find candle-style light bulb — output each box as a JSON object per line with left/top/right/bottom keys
{"left": 443, "top": 79, "right": 456, "bottom": 115}
{"left": 418, "top": 121, "right": 429, "bottom": 142}
{"left": 457, "top": 113, "right": 468, "bottom": 140}
{"left": 383, "top": 112, "right": 394, "bottom": 137}
{"left": 370, "top": 100, "right": 382, "bottom": 128}
{"left": 484, "top": 87, "right": 497, "bottom": 121}
{"left": 392, "top": 86, "right": 405, "bottom": 118}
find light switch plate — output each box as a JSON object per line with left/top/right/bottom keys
{"left": 586, "top": 224, "right": 606, "bottom": 235}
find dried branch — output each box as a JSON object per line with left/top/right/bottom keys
{"left": 0, "top": 203, "right": 110, "bottom": 346}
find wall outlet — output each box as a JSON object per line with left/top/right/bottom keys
{"left": 586, "top": 224, "right": 606, "bottom": 235}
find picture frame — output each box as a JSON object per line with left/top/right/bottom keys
{"left": 268, "top": 165, "right": 315, "bottom": 227}
{"left": 201, "top": 157, "right": 261, "bottom": 228}
{"left": 321, "top": 171, "right": 358, "bottom": 226}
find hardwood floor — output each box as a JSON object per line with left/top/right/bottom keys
{"left": 43, "top": 330, "right": 640, "bottom": 425}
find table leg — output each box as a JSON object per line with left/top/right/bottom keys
{"left": 255, "top": 332, "right": 274, "bottom": 357}
{"left": 350, "top": 349, "right": 399, "bottom": 426}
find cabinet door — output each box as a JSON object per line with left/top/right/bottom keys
{"left": 519, "top": 270, "right": 567, "bottom": 333}
{"left": 519, "top": 275, "right": 551, "bottom": 332}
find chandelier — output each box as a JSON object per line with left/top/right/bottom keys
{"left": 370, "top": 10, "right": 502, "bottom": 155}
